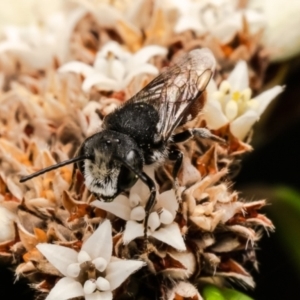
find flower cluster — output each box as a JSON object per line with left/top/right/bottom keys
{"left": 0, "top": 0, "right": 287, "bottom": 299}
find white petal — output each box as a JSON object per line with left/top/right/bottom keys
{"left": 230, "top": 110, "right": 259, "bottom": 140}
{"left": 82, "top": 220, "right": 112, "bottom": 263}
{"left": 206, "top": 79, "right": 218, "bottom": 94}
{"left": 84, "top": 280, "right": 97, "bottom": 294}
{"left": 123, "top": 220, "right": 144, "bottom": 244}
{"left": 66, "top": 263, "right": 80, "bottom": 278}
{"left": 105, "top": 260, "right": 145, "bottom": 290}
{"left": 97, "top": 41, "right": 127, "bottom": 59}
{"left": 175, "top": 17, "right": 206, "bottom": 35}
{"left": 124, "top": 63, "right": 159, "bottom": 87}
{"left": 255, "top": 85, "right": 284, "bottom": 116}
{"left": 77, "top": 250, "right": 91, "bottom": 263}
{"left": 227, "top": 60, "right": 249, "bottom": 91}
{"left": 85, "top": 291, "right": 113, "bottom": 300}
{"left": 45, "top": 277, "right": 84, "bottom": 300}
{"left": 148, "top": 212, "right": 160, "bottom": 232}
{"left": 129, "top": 179, "right": 151, "bottom": 206}
{"left": 0, "top": 40, "right": 30, "bottom": 53}
{"left": 36, "top": 244, "right": 78, "bottom": 277}
{"left": 219, "top": 80, "right": 231, "bottom": 95}
{"left": 130, "top": 206, "right": 146, "bottom": 221}
{"left": 159, "top": 209, "right": 174, "bottom": 225}
{"left": 91, "top": 195, "right": 131, "bottom": 221}
{"left": 128, "top": 46, "right": 167, "bottom": 68}
{"left": 248, "top": 0, "right": 300, "bottom": 61}
{"left": 93, "top": 57, "right": 109, "bottom": 73}
{"left": 244, "top": 9, "right": 266, "bottom": 34}
{"left": 109, "top": 59, "right": 126, "bottom": 83}
{"left": 58, "top": 61, "right": 94, "bottom": 77}
{"left": 96, "top": 277, "right": 111, "bottom": 291}
{"left": 203, "top": 100, "right": 228, "bottom": 129}
{"left": 82, "top": 74, "right": 118, "bottom": 92}
{"left": 93, "top": 257, "right": 108, "bottom": 272}
{"left": 225, "top": 100, "right": 238, "bottom": 121}
{"left": 151, "top": 223, "right": 186, "bottom": 251}
{"left": 157, "top": 189, "right": 178, "bottom": 217}
{"left": 129, "top": 193, "right": 141, "bottom": 207}
{"left": 211, "top": 18, "right": 240, "bottom": 44}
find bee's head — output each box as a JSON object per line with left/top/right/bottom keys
{"left": 77, "top": 130, "right": 144, "bottom": 201}
{"left": 20, "top": 130, "right": 144, "bottom": 202}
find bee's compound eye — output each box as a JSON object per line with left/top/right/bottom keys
{"left": 124, "top": 149, "right": 143, "bottom": 171}
{"left": 126, "top": 150, "right": 137, "bottom": 164}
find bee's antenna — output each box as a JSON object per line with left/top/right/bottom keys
{"left": 19, "top": 155, "right": 90, "bottom": 183}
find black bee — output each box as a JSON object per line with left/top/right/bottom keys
{"left": 20, "top": 48, "right": 220, "bottom": 237}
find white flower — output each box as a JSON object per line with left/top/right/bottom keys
{"left": 249, "top": 0, "right": 300, "bottom": 61}
{"left": 59, "top": 41, "right": 167, "bottom": 92}
{"left": 0, "top": 0, "right": 66, "bottom": 29}
{"left": 0, "top": 8, "right": 86, "bottom": 69}
{"left": 203, "top": 60, "right": 284, "bottom": 140}
{"left": 37, "top": 219, "right": 145, "bottom": 300}
{"left": 92, "top": 168, "right": 186, "bottom": 251}
{"left": 174, "top": 0, "right": 265, "bottom": 44}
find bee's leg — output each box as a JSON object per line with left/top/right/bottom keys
{"left": 169, "top": 147, "right": 183, "bottom": 180}
{"left": 138, "top": 171, "right": 157, "bottom": 249}
{"left": 168, "top": 146, "right": 183, "bottom": 202}
{"left": 173, "top": 128, "right": 225, "bottom": 144}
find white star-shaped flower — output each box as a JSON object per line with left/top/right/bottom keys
{"left": 174, "top": 0, "right": 265, "bottom": 44}
{"left": 59, "top": 41, "right": 167, "bottom": 92}
{"left": 92, "top": 169, "right": 186, "bottom": 251}
{"left": 37, "top": 220, "right": 145, "bottom": 300}
{"left": 203, "top": 60, "right": 284, "bottom": 140}
{"left": 0, "top": 9, "right": 86, "bottom": 70}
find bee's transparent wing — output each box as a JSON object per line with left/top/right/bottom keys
{"left": 128, "top": 48, "right": 216, "bottom": 141}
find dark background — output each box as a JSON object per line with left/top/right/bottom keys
{"left": 237, "top": 58, "right": 300, "bottom": 299}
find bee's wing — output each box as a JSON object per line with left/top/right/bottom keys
{"left": 128, "top": 48, "right": 216, "bottom": 141}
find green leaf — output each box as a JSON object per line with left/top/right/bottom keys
{"left": 202, "top": 284, "right": 225, "bottom": 300}
{"left": 271, "top": 186, "right": 300, "bottom": 271}
{"left": 202, "top": 284, "right": 253, "bottom": 300}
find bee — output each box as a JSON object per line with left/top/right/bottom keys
{"left": 20, "top": 48, "right": 221, "bottom": 238}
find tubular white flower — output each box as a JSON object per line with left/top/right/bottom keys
{"left": 203, "top": 61, "right": 284, "bottom": 140}
{"left": 92, "top": 175, "right": 185, "bottom": 251}
{"left": 59, "top": 41, "right": 167, "bottom": 92}
{"left": 0, "top": 8, "right": 86, "bottom": 69}
{"left": 249, "top": 0, "right": 300, "bottom": 62}
{"left": 37, "top": 220, "right": 145, "bottom": 300}
{"left": 174, "top": 0, "right": 265, "bottom": 43}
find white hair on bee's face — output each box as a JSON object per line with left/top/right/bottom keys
{"left": 84, "top": 159, "right": 120, "bottom": 200}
